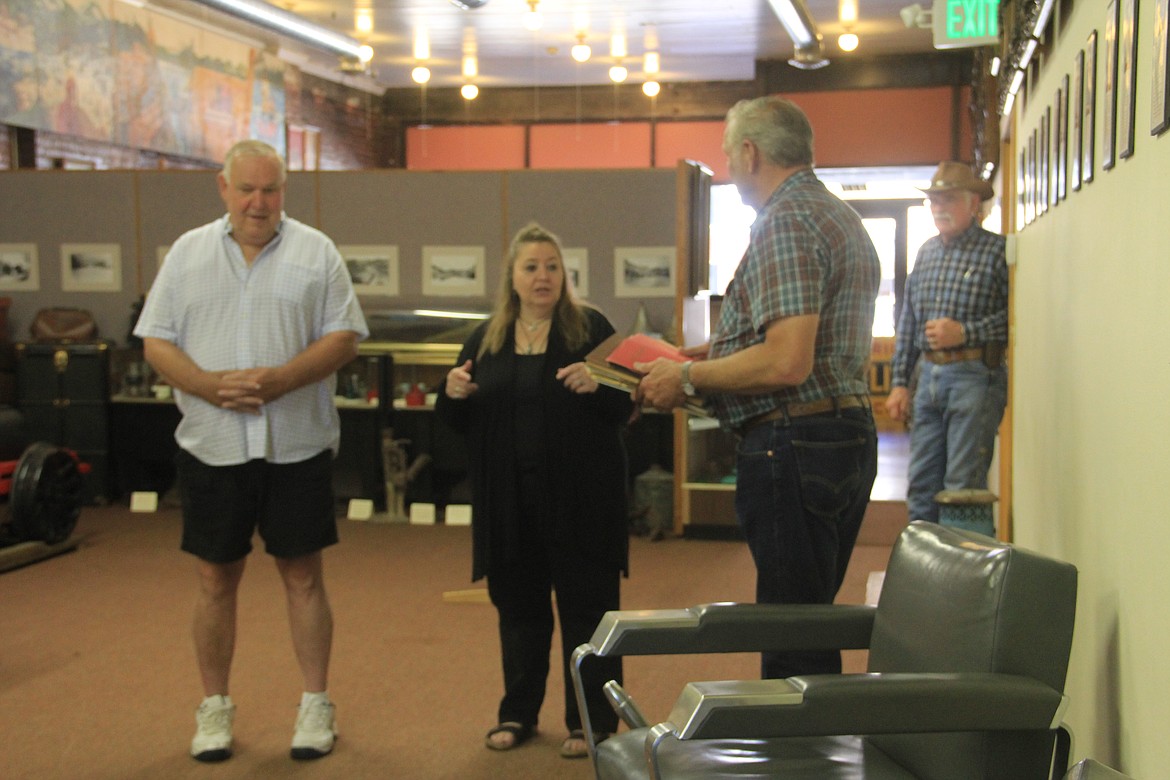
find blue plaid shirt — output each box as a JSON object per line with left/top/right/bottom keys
{"left": 890, "top": 222, "right": 1008, "bottom": 388}
{"left": 707, "top": 169, "right": 880, "bottom": 431}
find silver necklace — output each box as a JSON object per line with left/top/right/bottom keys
{"left": 518, "top": 317, "right": 550, "bottom": 332}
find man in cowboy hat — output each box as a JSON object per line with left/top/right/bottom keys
{"left": 885, "top": 161, "right": 1008, "bottom": 535}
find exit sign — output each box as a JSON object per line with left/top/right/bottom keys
{"left": 933, "top": 0, "right": 1000, "bottom": 49}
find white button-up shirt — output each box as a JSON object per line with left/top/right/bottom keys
{"left": 135, "top": 214, "right": 369, "bottom": 465}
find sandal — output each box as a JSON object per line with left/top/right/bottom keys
{"left": 485, "top": 721, "right": 534, "bottom": 751}
{"left": 561, "top": 729, "right": 607, "bottom": 759}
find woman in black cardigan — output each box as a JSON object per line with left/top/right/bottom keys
{"left": 435, "top": 222, "right": 633, "bottom": 759}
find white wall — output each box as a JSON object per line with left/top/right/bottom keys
{"left": 1011, "top": 0, "right": 1170, "bottom": 774}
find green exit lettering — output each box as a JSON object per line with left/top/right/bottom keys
{"left": 946, "top": 0, "right": 999, "bottom": 39}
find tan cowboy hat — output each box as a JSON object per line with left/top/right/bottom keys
{"left": 920, "top": 161, "right": 995, "bottom": 201}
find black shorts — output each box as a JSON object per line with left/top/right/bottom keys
{"left": 176, "top": 449, "right": 338, "bottom": 563}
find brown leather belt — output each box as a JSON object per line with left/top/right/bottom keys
{"left": 739, "top": 395, "right": 871, "bottom": 436}
{"left": 922, "top": 347, "right": 985, "bottom": 364}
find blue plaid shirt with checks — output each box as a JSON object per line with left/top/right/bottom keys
{"left": 890, "top": 223, "right": 1008, "bottom": 388}
{"left": 707, "top": 169, "right": 880, "bottom": 431}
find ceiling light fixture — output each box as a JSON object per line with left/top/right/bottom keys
{"left": 571, "top": 33, "right": 591, "bottom": 63}
{"left": 413, "top": 28, "right": 430, "bottom": 61}
{"left": 643, "top": 51, "right": 660, "bottom": 74}
{"left": 190, "top": 0, "right": 370, "bottom": 62}
{"left": 523, "top": 0, "right": 542, "bottom": 31}
{"left": 611, "top": 31, "right": 627, "bottom": 59}
{"left": 354, "top": 4, "right": 373, "bottom": 35}
{"left": 461, "top": 83, "right": 479, "bottom": 100}
{"left": 449, "top": 0, "right": 489, "bottom": 9}
{"left": 609, "top": 63, "right": 628, "bottom": 83}
{"left": 839, "top": 0, "right": 859, "bottom": 24}
{"left": 642, "top": 80, "right": 661, "bottom": 98}
{"left": 838, "top": 32, "right": 859, "bottom": 51}
{"left": 462, "top": 54, "right": 478, "bottom": 78}
{"left": 765, "top": 0, "right": 829, "bottom": 69}
{"left": 412, "top": 66, "right": 431, "bottom": 84}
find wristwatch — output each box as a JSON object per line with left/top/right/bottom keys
{"left": 680, "top": 361, "right": 698, "bottom": 397}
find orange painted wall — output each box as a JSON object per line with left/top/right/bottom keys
{"left": 655, "top": 121, "right": 729, "bottom": 180}
{"left": 406, "top": 124, "right": 527, "bottom": 170}
{"left": 786, "top": 87, "right": 970, "bottom": 167}
{"left": 529, "top": 122, "right": 652, "bottom": 169}
{"left": 405, "top": 86, "right": 974, "bottom": 175}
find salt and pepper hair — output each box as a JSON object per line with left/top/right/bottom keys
{"left": 480, "top": 221, "right": 590, "bottom": 357}
{"left": 724, "top": 96, "right": 815, "bottom": 168}
{"left": 221, "top": 139, "right": 287, "bottom": 185}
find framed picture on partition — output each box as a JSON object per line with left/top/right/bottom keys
{"left": 339, "top": 245, "right": 399, "bottom": 297}
{"left": 1026, "top": 130, "right": 1036, "bottom": 225}
{"left": 421, "top": 246, "right": 485, "bottom": 297}
{"left": 562, "top": 247, "right": 590, "bottom": 298}
{"left": 0, "top": 244, "right": 39, "bottom": 291}
{"left": 1084, "top": 31, "right": 1098, "bottom": 181}
{"left": 1152, "top": 0, "right": 1170, "bottom": 134}
{"left": 60, "top": 243, "right": 121, "bottom": 292}
{"left": 1103, "top": 0, "right": 1120, "bottom": 169}
{"left": 1117, "top": 0, "right": 1139, "bottom": 158}
{"left": 614, "top": 246, "right": 675, "bottom": 298}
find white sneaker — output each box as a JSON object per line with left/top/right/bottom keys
{"left": 291, "top": 697, "right": 337, "bottom": 760}
{"left": 191, "top": 695, "right": 235, "bottom": 762}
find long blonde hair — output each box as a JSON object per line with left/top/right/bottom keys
{"left": 479, "top": 222, "right": 590, "bottom": 357}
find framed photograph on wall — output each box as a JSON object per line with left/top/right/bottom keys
{"left": 1152, "top": 0, "right": 1170, "bottom": 134}
{"left": 339, "top": 245, "right": 399, "bottom": 297}
{"left": 421, "top": 246, "right": 485, "bottom": 297}
{"left": 561, "top": 247, "right": 589, "bottom": 298}
{"left": 1103, "top": 0, "right": 1119, "bottom": 169}
{"left": 1017, "top": 148, "right": 1027, "bottom": 228}
{"left": 0, "top": 244, "right": 39, "bottom": 291}
{"left": 1055, "top": 81, "right": 1068, "bottom": 203}
{"left": 1117, "top": 0, "right": 1139, "bottom": 158}
{"left": 614, "top": 247, "right": 675, "bottom": 298}
{"left": 1026, "top": 130, "right": 1036, "bottom": 225}
{"left": 1043, "top": 105, "right": 1053, "bottom": 214}
{"left": 1072, "top": 51, "right": 1084, "bottom": 190}
{"left": 1084, "top": 31, "right": 1098, "bottom": 182}
{"left": 60, "top": 243, "right": 121, "bottom": 292}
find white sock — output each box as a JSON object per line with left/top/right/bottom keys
{"left": 301, "top": 691, "right": 330, "bottom": 708}
{"left": 203, "top": 694, "right": 231, "bottom": 707}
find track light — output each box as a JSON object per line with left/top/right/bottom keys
{"left": 899, "top": 3, "right": 932, "bottom": 28}
{"left": 766, "top": 0, "right": 821, "bottom": 51}
{"left": 190, "top": 0, "right": 369, "bottom": 62}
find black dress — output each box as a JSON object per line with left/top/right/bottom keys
{"left": 434, "top": 306, "right": 632, "bottom": 733}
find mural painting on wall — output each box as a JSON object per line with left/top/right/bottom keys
{"left": 0, "top": 0, "right": 287, "bottom": 161}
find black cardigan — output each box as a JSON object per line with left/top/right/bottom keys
{"left": 435, "top": 307, "right": 634, "bottom": 582}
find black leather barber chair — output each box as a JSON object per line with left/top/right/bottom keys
{"left": 571, "top": 521, "right": 1078, "bottom": 780}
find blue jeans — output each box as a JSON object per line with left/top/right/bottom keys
{"left": 735, "top": 407, "right": 878, "bottom": 679}
{"left": 907, "top": 360, "right": 1008, "bottom": 527}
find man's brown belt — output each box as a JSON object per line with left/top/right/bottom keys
{"left": 922, "top": 343, "right": 1006, "bottom": 366}
{"left": 739, "top": 394, "right": 871, "bottom": 436}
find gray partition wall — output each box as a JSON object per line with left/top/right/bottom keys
{"left": 0, "top": 168, "right": 678, "bottom": 346}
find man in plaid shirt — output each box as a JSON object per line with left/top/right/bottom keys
{"left": 885, "top": 162, "right": 1008, "bottom": 533}
{"left": 637, "top": 96, "right": 880, "bottom": 680}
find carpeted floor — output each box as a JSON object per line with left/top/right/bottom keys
{"left": 0, "top": 500, "right": 904, "bottom": 780}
